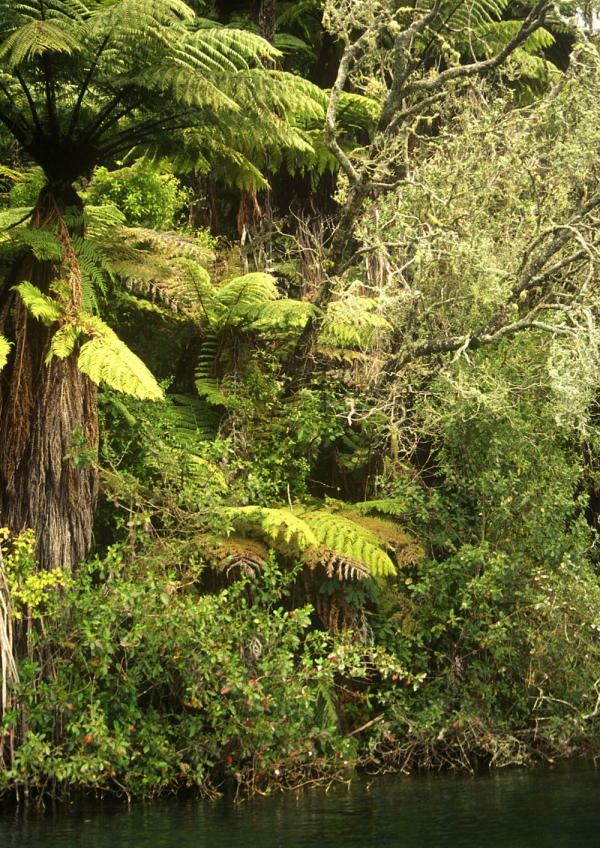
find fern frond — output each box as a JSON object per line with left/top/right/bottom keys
{"left": 304, "top": 545, "right": 371, "bottom": 581}
{"left": 183, "top": 454, "right": 228, "bottom": 492}
{"left": 14, "top": 281, "right": 61, "bottom": 325}
{"left": 431, "top": 0, "right": 510, "bottom": 37}
{"left": 0, "top": 19, "right": 82, "bottom": 66}
{"left": 338, "top": 91, "right": 381, "bottom": 130}
{"left": 72, "top": 234, "right": 113, "bottom": 312}
{"left": 339, "top": 512, "right": 414, "bottom": 548}
{"left": 320, "top": 295, "right": 392, "bottom": 350}
{"left": 455, "top": 21, "right": 555, "bottom": 57}
{"left": 47, "top": 323, "right": 80, "bottom": 359}
{"left": 195, "top": 378, "right": 230, "bottom": 408}
{"left": 225, "top": 506, "right": 319, "bottom": 554}
{"left": 77, "top": 316, "right": 163, "bottom": 401}
{"left": 232, "top": 299, "right": 317, "bottom": 334}
{"left": 0, "top": 165, "right": 24, "bottom": 185}
{"left": 0, "top": 207, "right": 33, "bottom": 230}
{"left": 301, "top": 511, "right": 396, "bottom": 577}
{"left": 3, "top": 227, "right": 63, "bottom": 261}
{"left": 225, "top": 505, "right": 396, "bottom": 577}
{"left": 216, "top": 272, "right": 279, "bottom": 310}
{"left": 350, "top": 499, "right": 410, "bottom": 517}
{"left": 169, "top": 393, "right": 221, "bottom": 442}
{"left": 83, "top": 204, "right": 127, "bottom": 239}
{"left": 0, "top": 335, "right": 12, "bottom": 370}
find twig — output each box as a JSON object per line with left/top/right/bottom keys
{"left": 347, "top": 713, "right": 385, "bottom": 737}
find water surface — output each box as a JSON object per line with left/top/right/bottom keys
{"left": 1, "top": 759, "right": 599, "bottom": 847}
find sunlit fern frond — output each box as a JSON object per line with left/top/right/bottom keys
{"left": 320, "top": 294, "right": 393, "bottom": 350}
{"left": 225, "top": 506, "right": 319, "bottom": 555}
{"left": 76, "top": 315, "right": 163, "bottom": 400}
{"left": 349, "top": 499, "right": 411, "bottom": 517}
{"left": 300, "top": 510, "right": 396, "bottom": 577}
{"left": 14, "top": 281, "right": 62, "bottom": 324}
{"left": 237, "top": 299, "right": 318, "bottom": 335}
{"left": 225, "top": 505, "right": 396, "bottom": 578}
{"left": 13, "top": 279, "right": 162, "bottom": 399}
{"left": 0, "top": 334, "right": 12, "bottom": 370}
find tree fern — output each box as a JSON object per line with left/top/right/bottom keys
{"left": 225, "top": 505, "right": 397, "bottom": 577}
{"left": 0, "top": 0, "right": 331, "bottom": 192}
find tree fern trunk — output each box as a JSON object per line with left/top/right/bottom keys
{"left": 0, "top": 187, "right": 98, "bottom": 571}
{"left": 258, "top": 0, "right": 276, "bottom": 46}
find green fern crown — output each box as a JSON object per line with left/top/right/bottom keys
{"left": 225, "top": 505, "right": 398, "bottom": 578}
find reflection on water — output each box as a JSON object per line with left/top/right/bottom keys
{"left": 1, "top": 759, "right": 600, "bottom": 848}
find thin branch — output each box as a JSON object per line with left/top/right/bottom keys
{"left": 323, "top": 17, "right": 386, "bottom": 183}
{"left": 67, "top": 32, "right": 113, "bottom": 138}
{"left": 95, "top": 116, "right": 193, "bottom": 158}
{"left": 404, "top": 0, "right": 550, "bottom": 96}
{"left": 83, "top": 86, "right": 136, "bottom": 143}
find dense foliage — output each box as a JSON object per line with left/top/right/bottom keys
{"left": 2, "top": 0, "right": 600, "bottom": 803}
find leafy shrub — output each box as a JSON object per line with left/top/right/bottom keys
{"left": 87, "top": 162, "right": 190, "bottom": 230}
{"left": 0, "top": 551, "right": 403, "bottom": 798}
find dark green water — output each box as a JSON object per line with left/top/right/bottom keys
{"left": 2, "top": 760, "right": 600, "bottom": 847}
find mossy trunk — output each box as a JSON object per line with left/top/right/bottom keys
{"left": 0, "top": 186, "right": 98, "bottom": 571}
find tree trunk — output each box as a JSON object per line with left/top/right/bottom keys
{"left": 0, "top": 186, "right": 98, "bottom": 571}
{"left": 258, "top": 0, "right": 276, "bottom": 45}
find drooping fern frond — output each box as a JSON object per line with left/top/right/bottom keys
{"left": 225, "top": 505, "right": 397, "bottom": 578}
{"left": 0, "top": 335, "right": 11, "bottom": 370}
{"left": 13, "top": 282, "right": 62, "bottom": 325}
{"left": 0, "top": 19, "right": 83, "bottom": 66}
{"left": 225, "top": 506, "right": 319, "bottom": 554}
{"left": 212, "top": 535, "right": 271, "bottom": 578}
{"left": 76, "top": 316, "right": 163, "bottom": 401}
{"left": 14, "top": 288, "right": 164, "bottom": 400}
{"left": 301, "top": 510, "right": 397, "bottom": 577}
